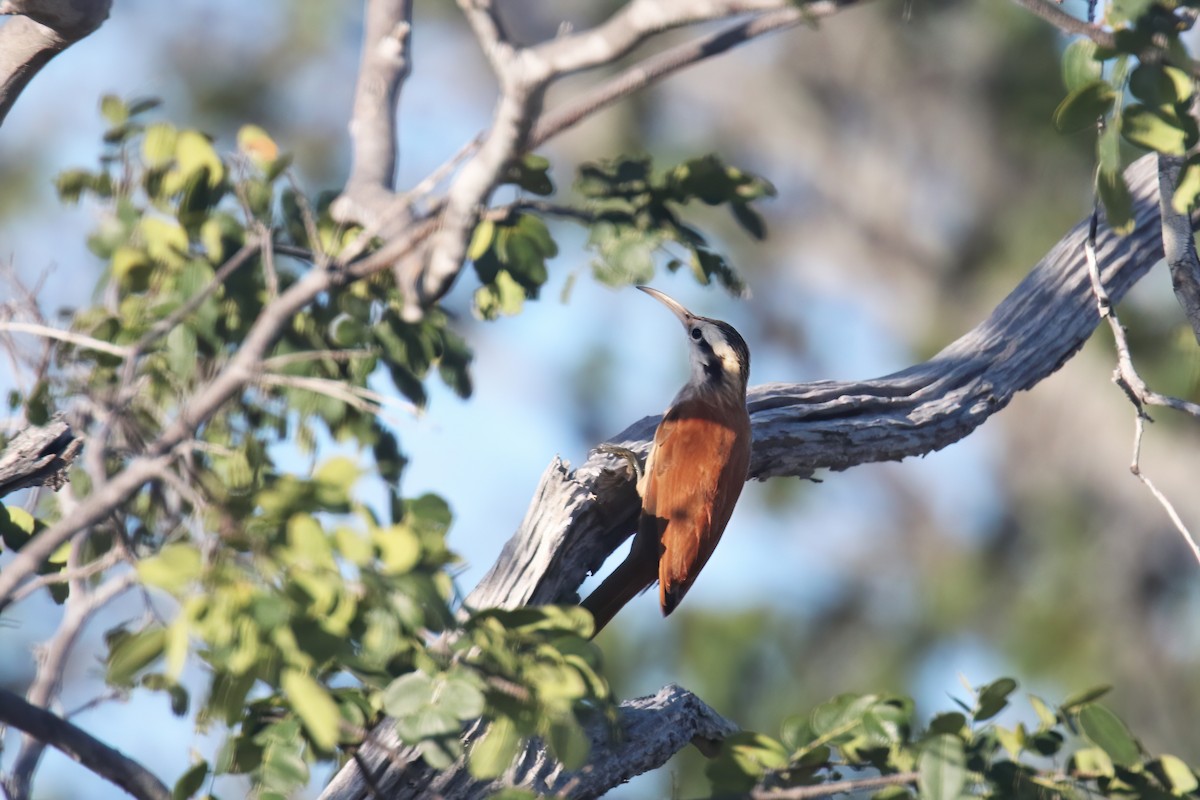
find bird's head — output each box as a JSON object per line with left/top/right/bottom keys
{"left": 637, "top": 285, "right": 750, "bottom": 402}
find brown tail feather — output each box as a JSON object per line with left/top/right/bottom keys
{"left": 580, "top": 555, "right": 656, "bottom": 637}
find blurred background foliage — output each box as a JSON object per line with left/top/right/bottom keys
{"left": 4, "top": 0, "right": 1200, "bottom": 797}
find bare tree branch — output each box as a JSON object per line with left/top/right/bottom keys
{"left": 531, "top": 0, "right": 798, "bottom": 77}
{"left": 331, "top": 0, "right": 414, "bottom": 229}
{"left": 411, "top": 0, "right": 857, "bottom": 320}
{"left": 1081, "top": 206, "right": 1200, "bottom": 566}
{"left": 10, "top": 571, "right": 138, "bottom": 797}
{"left": 0, "top": 686, "right": 169, "bottom": 800}
{"left": 530, "top": 7, "right": 812, "bottom": 149}
{"left": 0, "top": 417, "right": 78, "bottom": 496}
{"left": 0, "top": 0, "right": 112, "bottom": 126}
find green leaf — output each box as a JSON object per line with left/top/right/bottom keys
{"left": 107, "top": 626, "right": 167, "bottom": 686}
{"left": 1155, "top": 753, "right": 1199, "bottom": 794}
{"left": 1061, "top": 684, "right": 1112, "bottom": 711}
{"left": 1078, "top": 703, "right": 1140, "bottom": 768}
{"left": 0, "top": 504, "right": 39, "bottom": 550}
{"left": 919, "top": 734, "right": 966, "bottom": 800}
{"left": 281, "top": 668, "right": 341, "bottom": 751}
{"left": 111, "top": 246, "right": 153, "bottom": 291}
{"left": 1097, "top": 167, "right": 1134, "bottom": 235}
{"left": 381, "top": 671, "right": 434, "bottom": 718}
{"left": 286, "top": 514, "right": 335, "bottom": 569}
{"left": 143, "top": 123, "right": 178, "bottom": 169}
{"left": 926, "top": 712, "right": 966, "bottom": 736}
{"left": 166, "top": 324, "right": 198, "bottom": 384}
{"left": 467, "top": 219, "right": 495, "bottom": 261}
{"left": 1172, "top": 157, "right": 1200, "bottom": 214}
{"left": 705, "top": 732, "right": 789, "bottom": 792}
{"left": 172, "top": 760, "right": 208, "bottom": 800}
{"left": 469, "top": 716, "right": 522, "bottom": 779}
{"left": 810, "top": 693, "right": 877, "bottom": 740}
{"left": 975, "top": 677, "right": 1017, "bottom": 722}
{"left": 164, "top": 130, "right": 225, "bottom": 194}
{"left": 137, "top": 543, "right": 202, "bottom": 591}
{"left": 1121, "top": 103, "right": 1195, "bottom": 155}
{"left": 1028, "top": 694, "right": 1057, "bottom": 731}
{"left": 1062, "top": 38, "right": 1102, "bottom": 92}
{"left": 164, "top": 615, "right": 190, "bottom": 681}
{"left": 140, "top": 216, "right": 190, "bottom": 267}
{"left": 237, "top": 124, "right": 279, "bottom": 168}
{"left": 100, "top": 94, "right": 129, "bottom": 127}
{"left": 473, "top": 270, "right": 526, "bottom": 320}
{"left": 1129, "top": 63, "right": 1194, "bottom": 106}
{"left": 1071, "top": 745, "right": 1115, "bottom": 778}
{"left": 545, "top": 717, "right": 589, "bottom": 770}
{"left": 395, "top": 706, "right": 460, "bottom": 740}
{"left": 438, "top": 670, "right": 486, "bottom": 720}
{"left": 1053, "top": 80, "right": 1115, "bottom": 133}
{"left": 375, "top": 524, "right": 421, "bottom": 574}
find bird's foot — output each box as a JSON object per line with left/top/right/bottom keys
{"left": 596, "top": 443, "right": 645, "bottom": 486}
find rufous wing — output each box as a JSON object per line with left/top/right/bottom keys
{"left": 642, "top": 399, "right": 751, "bottom": 616}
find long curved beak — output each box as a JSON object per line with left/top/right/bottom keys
{"left": 636, "top": 285, "right": 694, "bottom": 326}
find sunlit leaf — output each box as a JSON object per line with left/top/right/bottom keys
{"left": 1078, "top": 703, "right": 1141, "bottom": 768}
{"left": 1052, "top": 80, "right": 1115, "bottom": 133}
{"left": 919, "top": 734, "right": 966, "bottom": 800}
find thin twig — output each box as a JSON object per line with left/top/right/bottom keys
{"left": 9, "top": 547, "right": 124, "bottom": 604}
{"left": 1083, "top": 209, "right": 1200, "bottom": 566}
{"left": 1012, "top": 0, "right": 1200, "bottom": 78}
{"left": 257, "top": 372, "right": 419, "bottom": 422}
{"left": 10, "top": 571, "right": 139, "bottom": 796}
{"left": 748, "top": 771, "right": 919, "bottom": 799}
{"left": 131, "top": 240, "right": 261, "bottom": 356}
{"left": 0, "top": 321, "right": 129, "bottom": 358}
{"left": 261, "top": 349, "right": 378, "bottom": 370}
{"left": 531, "top": 8, "right": 807, "bottom": 148}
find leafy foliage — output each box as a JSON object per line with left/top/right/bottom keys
{"left": 703, "top": 678, "right": 1200, "bottom": 799}
{"left": 575, "top": 154, "right": 773, "bottom": 295}
{"left": 465, "top": 151, "right": 774, "bottom": 317}
{"left": 1052, "top": 5, "right": 1200, "bottom": 228}
{"left": 10, "top": 97, "right": 613, "bottom": 797}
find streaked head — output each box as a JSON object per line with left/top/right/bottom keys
{"left": 637, "top": 286, "right": 750, "bottom": 396}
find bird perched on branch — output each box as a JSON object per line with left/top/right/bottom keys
{"left": 582, "top": 286, "right": 752, "bottom": 636}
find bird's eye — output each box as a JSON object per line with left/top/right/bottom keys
{"left": 690, "top": 328, "right": 702, "bottom": 341}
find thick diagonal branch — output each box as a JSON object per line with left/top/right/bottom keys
{"left": 0, "top": 687, "right": 170, "bottom": 800}
{"left": 0, "top": 0, "right": 112, "bottom": 126}
{"left": 467, "top": 154, "right": 1169, "bottom": 614}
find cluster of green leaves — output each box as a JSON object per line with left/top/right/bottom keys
{"left": 706, "top": 678, "right": 1200, "bottom": 799}
{"left": 1051, "top": 1, "right": 1200, "bottom": 231}
{"left": 576, "top": 154, "right": 774, "bottom": 294}
{"left": 11, "top": 97, "right": 613, "bottom": 798}
{"left": 464, "top": 151, "right": 774, "bottom": 319}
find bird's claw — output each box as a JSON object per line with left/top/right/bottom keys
{"left": 596, "top": 443, "right": 645, "bottom": 485}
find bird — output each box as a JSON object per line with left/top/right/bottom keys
{"left": 581, "top": 285, "right": 752, "bottom": 636}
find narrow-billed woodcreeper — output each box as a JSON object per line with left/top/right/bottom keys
{"left": 582, "top": 286, "right": 751, "bottom": 635}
